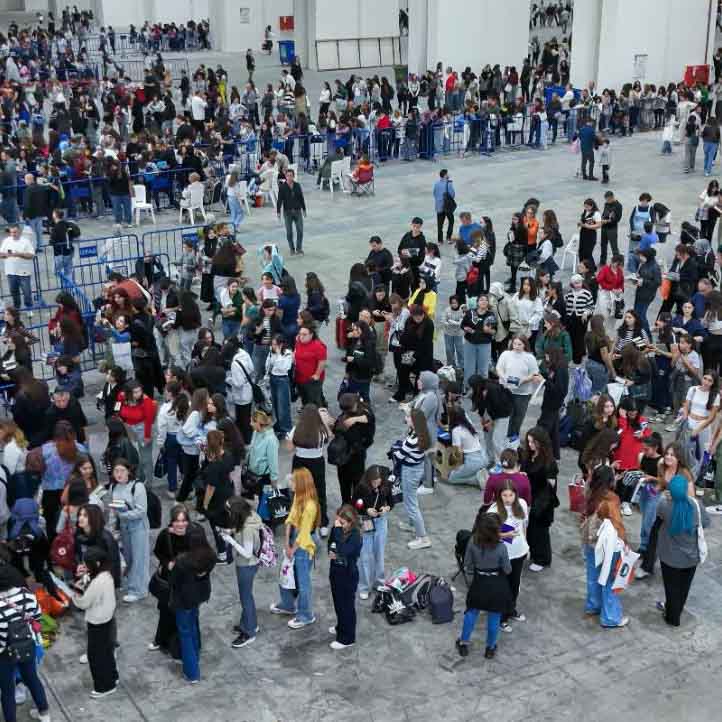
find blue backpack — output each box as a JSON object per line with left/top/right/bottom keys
{"left": 8, "top": 498, "right": 43, "bottom": 540}
{"left": 571, "top": 367, "right": 593, "bottom": 402}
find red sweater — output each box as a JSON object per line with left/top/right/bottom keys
{"left": 596, "top": 265, "right": 624, "bottom": 292}
{"left": 613, "top": 415, "right": 651, "bottom": 470}
{"left": 117, "top": 392, "right": 158, "bottom": 440}
{"left": 294, "top": 338, "right": 327, "bottom": 384}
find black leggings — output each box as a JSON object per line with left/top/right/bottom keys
{"left": 503, "top": 555, "right": 526, "bottom": 621}
{"left": 177, "top": 452, "right": 199, "bottom": 502}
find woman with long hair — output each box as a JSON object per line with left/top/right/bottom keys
{"left": 487, "top": 479, "right": 529, "bottom": 630}
{"left": 538, "top": 345, "right": 569, "bottom": 460}
{"left": 290, "top": 404, "right": 332, "bottom": 535}
{"left": 580, "top": 465, "right": 628, "bottom": 628}
{"left": 176, "top": 389, "right": 208, "bottom": 504}
{"left": 9, "top": 367, "right": 51, "bottom": 449}
{"left": 446, "top": 406, "right": 486, "bottom": 484}
{"left": 328, "top": 504, "right": 362, "bottom": 649}
{"left": 680, "top": 370, "right": 719, "bottom": 480}
{"left": 116, "top": 379, "right": 158, "bottom": 484}
{"left": 200, "top": 430, "right": 235, "bottom": 561}
{"left": 271, "top": 468, "right": 320, "bottom": 629}
{"left": 226, "top": 496, "right": 263, "bottom": 648}
{"left": 614, "top": 309, "right": 650, "bottom": 353}
{"left": 520, "top": 427, "right": 558, "bottom": 572}
{"left": 656, "top": 474, "right": 707, "bottom": 626}
{"left": 393, "top": 408, "right": 432, "bottom": 550}
{"left": 584, "top": 314, "right": 615, "bottom": 393}
{"left": 71, "top": 546, "right": 119, "bottom": 698}
{"left": 109, "top": 457, "right": 150, "bottom": 603}
{"left": 455, "top": 511, "right": 511, "bottom": 659}
{"left": 168, "top": 525, "right": 216, "bottom": 683}
{"left": 613, "top": 397, "right": 652, "bottom": 515}
{"left": 617, "top": 344, "right": 652, "bottom": 413}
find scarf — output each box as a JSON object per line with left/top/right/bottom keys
{"left": 669, "top": 474, "right": 694, "bottom": 536}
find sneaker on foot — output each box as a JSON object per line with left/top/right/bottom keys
{"left": 455, "top": 639, "right": 469, "bottom": 657}
{"left": 635, "top": 568, "right": 650, "bottom": 579}
{"left": 330, "top": 640, "right": 354, "bottom": 650}
{"left": 621, "top": 502, "right": 633, "bottom": 516}
{"left": 416, "top": 485, "right": 434, "bottom": 496}
{"left": 328, "top": 626, "right": 336, "bottom": 635}
{"left": 231, "top": 632, "right": 256, "bottom": 648}
{"left": 288, "top": 616, "right": 316, "bottom": 629}
{"left": 484, "top": 646, "right": 496, "bottom": 659}
{"left": 500, "top": 621, "right": 512, "bottom": 633}
{"left": 695, "top": 488, "right": 705, "bottom": 497}
{"left": 147, "top": 642, "right": 161, "bottom": 651}
{"left": 359, "top": 592, "right": 369, "bottom": 600}
{"left": 90, "top": 687, "right": 117, "bottom": 699}
{"left": 705, "top": 505, "right": 722, "bottom": 515}
{"left": 269, "top": 603, "right": 295, "bottom": 615}
{"left": 29, "top": 710, "right": 51, "bottom": 721}
{"left": 511, "top": 612, "right": 526, "bottom": 622}
{"left": 319, "top": 526, "right": 329, "bottom": 538}
{"left": 656, "top": 601, "right": 666, "bottom": 613}
{"left": 407, "top": 536, "right": 432, "bottom": 550}
{"left": 604, "top": 616, "right": 630, "bottom": 628}
{"left": 15, "top": 683, "right": 27, "bottom": 705}
{"left": 528, "top": 563, "right": 544, "bottom": 572}
{"left": 122, "top": 594, "right": 141, "bottom": 603}
{"left": 79, "top": 653, "right": 88, "bottom": 664}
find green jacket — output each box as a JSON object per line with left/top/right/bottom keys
{"left": 247, "top": 429, "right": 279, "bottom": 483}
{"left": 535, "top": 330, "right": 572, "bottom": 368}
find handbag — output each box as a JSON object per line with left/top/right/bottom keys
{"left": 267, "top": 489, "right": 291, "bottom": 521}
{"left": 390, "top": 473, "right": 403, "bottom": 505}
{"left": 235, "top": 359, "right": 267, "bottom": 408}
{"left": 442, "top": 179, "right": 456, "bottom": 214}
{"left": 279, "top": 552, "right": 296, "bottom": 590}
{"left": 49, "top": 519, "right": 76, "bottom": 572}
{"left": 149, "top": 532, "right": 172, "bottom": 602}
{"left": 400, "top": 350, "right": 416, "bottom": 366}
{"left": 466, "top": 568, "right": 512, "bottom": 613}
{"left": 154, "top": 446, "right": 167, "bottom": 479}
{"left": 611, "top": 547, "right": 640, "bottom": 593}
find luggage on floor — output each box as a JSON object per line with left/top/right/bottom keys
{"left": 335, "top": 314, "right": 350, "bottom": 350}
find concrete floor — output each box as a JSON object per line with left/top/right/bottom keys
{"left": 10, "top": 46, "right": 721, "bottom": 722}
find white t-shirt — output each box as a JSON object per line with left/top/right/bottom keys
{"left": 497, "top": 350, "right": 540, "bottom": 395}
{"left": 451, "top": 426, "right": 482, "bottom": 453}
{"left": 0, "top": 235, "right": 35, "bottom": 276}
{"left": 686, "top": 386, "right": 720, "bottom": 417}
{"left": 487, "top": 498, "right": 529, "bottom": 560}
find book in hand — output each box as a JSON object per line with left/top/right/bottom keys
{"left": 501, "top": 523, "right": 515, "bottom": 543}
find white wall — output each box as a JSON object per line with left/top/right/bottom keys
{"left": 262, "top": 0, "right": 294, "bottom": 33}
{"left": 314, "top": 0, "right": 398, "bottom": 40}
{"left": 150, "top": 0, "right": 209, "bottom": 25}
{"left": 425, "top": 0, "right": 529, "bottom": 75}
{"left": 570, "top": 0, "right": 602, "bottom": 89}
{"left": 210, "top": 0, "right": 264, "bottom": 53}
{"left": 596, "top": 0, "right": 715, "bottom": 90}
{"left": 406, "top": 0, "right": 427, "bottom": 75}
{"left": 98, "top": 0, "right": 144, "bottom": 28}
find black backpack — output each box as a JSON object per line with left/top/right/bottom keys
{"left": 130, "top": 481, "right": 162, "bottom": 529}
{"left": 327, "top": 434, "right": 351, "bottom": 466}
{"left": 3, "top": 601, "right": 36, "bottom": 663}
{"left": 319, "top": 296, "right": 331, "bottom": 324}
{"left": 551, "top": 229, "right": 564, "bottom": 250}
{"left": 429, "top": 578, "right": 454, "bottom": 623}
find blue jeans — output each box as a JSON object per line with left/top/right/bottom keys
{"left": 252, "top": 344, "right": 270, "bottom": 381}
{"left": 7, "top": 275, "right": 32, "bottom": 309}
{"left": 638, "top": 485, "right": 660, "bottom": 551}
{"left": 0, "top": 198, "right": 18, "bottom": 224}
{"left": 283, "top": 209, "right": 304, "bottom": 252}
{"left": 119, "top": 516, "right": 150, "bottom": 598}
{"left": 704, "top": 140, "right": 718, "bottom": 174}
{"left": 221, "top": 318, "right": 241, "bottom": 341}
{"left": 228, "top": 195, "right": 244, "bottom": 228}
{"left": 175, "top": 607, "right": 201, "bottom": 681}
{"left": 447, "top": 449, "right": 487, "bottom": 484}
{"left": 460, "top": 608, "right": 501, "bottom": 649}
{"left": 54, "top": 253, "right": 73, "bottom": 279}
{"left": 278, "top": 547, "right": 314, "bottom": 622}
{"left": 25, "top": 216, "right": 43, "bottom": 249}
{"left": 165, "top": 432, "right": 181, "bottom": 492}
{"left": 633, "top": 299, "right": 652, "bottom": 339}
{"left": 401, "top": 463, "right": 426, "bottom": 537}
{"left": 584, "top": 545, "right": 623, "bottom": 626}
{"left": 0, "top": 653, "right": 48, "bottom": 722}
{"left": 444, "top": 334, "right": 464, "bottom": 369}
{"left": 235, "top": 564, "right": 258, "bottom": 636}
{"left": 463, "top": 341, "right": 491, "bottom": 385}
{"left": 270, "top": 375, "right": 292, "bottom": 434}
{"left": 110, "top": 194, "right": 132, "bottom": 224}
{"left": 346, "top": 378, "right": 371, "bottom": 406}
{"left": 585, "top": 358, "right": 609, "bottom": 395}
{"left": 358, "top": 514, "right": 387, "bottom": 593}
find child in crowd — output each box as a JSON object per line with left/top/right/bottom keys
{"left": 420, "top": 242, "right": 442, "bottom": 289}
{"left": 661, "top": 118, "right": 675, "bottom": 154}
{"left": 108, "top": 313, "right": 134, "bottom": 377}
{"left": 599, "top": 138, "right": 611, "bottom": 184}
{"left": 55, "top": 354, "right": 84, "bottom": 398}
{"left": 442, "top": 295, "right": 465, "bottom": 370}
{"left": 265, "top": 334, "right": 294, "bottom": 439}
{"left": 257, "top": 272, "right": 281, "bottom": 303}
{"left": 176, "top": 240, "right": 197, "bottom": 291}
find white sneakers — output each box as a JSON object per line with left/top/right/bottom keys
{"left": 90, "top": 687, "right": 117, "bottom": 699}
{"left": 122, "top": 594, "right": 141, "bottom": 604}
{"left": 408, "top": 536, "right": 432, "bottom": 550}
{"left": 359, "top": 592, "right": 369, "bottom": 600}
{"left": 320, "top": 526, "right": 329, "bottom": 538}
{"left": 621, "top": 502, "right": 633, "bottom": 516}
{"left": 288, "top": 617, "right": 316, "bottom": 629}
{"left": 29, "top": 710, "right": 51, "bottom": 721}
{"left": 528, "top": 563, "right": 544, "bottom": 572}
{"left": 79, "top": 653, "right": 88, "bottom": 664}
{"left": 417, "top": 486, "right": 434, "bottom": 496}
{"left": 706, "top": 505, "right": 722, "bottom": 515}
{"left": 330, "top": 641, "right": 354, "bottom": 650}
{"left": 269, "top": 603, "right": 294, "bottom": 616}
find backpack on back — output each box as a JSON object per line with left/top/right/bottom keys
{"left": 2, "top": 596, "right": 37, "bottom": 663}
{"left": 571, "top": 366, "right": 592, "bottom": 402}
{"left": 428, "top": 578, "right": 454, "bottom": 624}
{"left": 128, "top": 482, "right": 162, "bottom": 530}
{"left": 8, "top": 498, "right": 43, "bottom": 540}
{"left": 255, "top": 524, "right": 278, "bottom": 568}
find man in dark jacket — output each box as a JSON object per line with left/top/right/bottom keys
{"left": 49, "top": 208, "right": 80, "bottom": 277}
{"left": 633, "top": 247, "right": 661, "bottom": 337}
{"left": 600, "top": 190, "right": 623, "bottom": 265}
{"left": 578, "top": 119, "right": 597, "bottom": 180}
{"left": 43, "top": 388, "right": 88, "bottom": 444}
{"left": 365, "top": 235, "right": 394, "bottom": 289}
{"left": 22, "top": 173, "right": 54, "bottom": 249}
{"left": 397, "top": 217, "right": 426, "bottom": 277}
{"left": 276, "top": 169, "right": 306, "bottom": 255}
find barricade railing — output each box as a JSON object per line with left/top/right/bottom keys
{"left": 70, "top": 32, "right": 208, "bottom": 56}
{"left": 141, "top": 226, "right": 239, "bottom": 265}
{"left": 102, "top": 57, "right": 190, "bottom": 83}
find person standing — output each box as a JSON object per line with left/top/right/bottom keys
{"left": 328, "top": 504, "right": 362, "bottom": 650}
{"left": 564, "top": 274, "right": 595, "bottom": 365}
{"left": 71, "top": 546, "right": 119, "bottom": 698}
{"left": 599, "top": 190, "right": 623, "bottom": 266}
{"left": 245, "top": 48, "right": 255, "bottom": 82}
{"left": 578, "top": 118, "right": 597, "bottom": 181}
{"left": 577, "top": 198, "right": 602, "bottom": 264}
{"left": 0, "top": 224, "right": 35, "bottom": 312}
{"left": 21, "top": 173, "right": 53, "bottom": 249}
{"left": 702, "top": 116, "right": 720, "bottom": 177}
{"left": 683, "top": 106, "right": 701, "bottom": 174}
{"left": 433, "top": 169, "right": 455, "bottom": 244}
{"left": 656, "top": 474, "right": 707, "bottom": 626}
{"left": 496, "top": 336, "right": 542, "bottom": 440}
{"left": 276, "top": 169, "right": 306, "bottom": 255}
{"left": 49, "top": 208, "right": 80, "bottom": 278}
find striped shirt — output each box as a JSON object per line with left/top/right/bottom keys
{"left": 393, "top": 432, "right": 426, "bottom": 467}
{"left": 564, "top": 289, "right": 595, "bottom": 318}
{"left": 0, "top": 587, "right": 40, "bottom": 653}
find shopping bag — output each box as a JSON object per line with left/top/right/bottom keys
{"left": 279, "top": 552, "right": 296, "bottom": 590}
{"left": 154, "top": 447, "right": 167, "bottom": 479}
{"left": 606, "top": 381, "right": 627, "bottom": 406}
{"left": 111, "top": 340, "right": 134, "bottom": 374}
{"left": 568, "top": 475, "right": 586, "bottom": 513}
{"left": 612, "top": 548, "right": 640, "bottom": 593}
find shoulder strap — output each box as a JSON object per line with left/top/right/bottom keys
{"left": 235, "top": 358, "right": 254, "bottom": 385}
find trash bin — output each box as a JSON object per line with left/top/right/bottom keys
{"left": 279, "top": 40, "right": 295, "bottom": 65}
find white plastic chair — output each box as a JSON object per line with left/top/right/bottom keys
{"left": 132, "top": 184, "right": 155, "bottom": 226}
{"left": 341, "top": 155, "right": 353, "bottom": 193}
{"left": 561, "top": 233, "right": 579, "bottom": 271}
{"left": 327, "top": 160, "right": 344, "bottom": 194}
{"left": 179, "top": 182, "right": 207, "bottom": 225}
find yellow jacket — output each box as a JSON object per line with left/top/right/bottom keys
{"left": 409, "top": 288, "right": 437, "bottom": 321}
{"left": 286, "top": 499, "right": 318, "bottom": 557}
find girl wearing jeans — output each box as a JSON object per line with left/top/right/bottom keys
{"left": 271, "top": 468, "right": 319, "bottom": 629}
{"left": 393, "top": 409, "right": 432, "bottom": 551}
{"left": 580, "top": 465, "right": 628, "bottom": 629}
{"left": 355, "top": 466, "right": 393, "bottom": 598}
{"left": 456, "top": 511, "right": 511, "bottom": 660}
{"left": 265, "top": 334, "right": 294, "bottom": 439}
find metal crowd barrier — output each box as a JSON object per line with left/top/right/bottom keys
{"left": 105, "top": 57, "right": 191, "bottom": 83}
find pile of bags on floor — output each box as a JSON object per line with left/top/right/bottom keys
{"left": 371, "top": 567, "right": 454, "bottom": 625}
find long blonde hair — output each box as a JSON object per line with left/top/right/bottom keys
{"left": 0, "top": 420, "right": 28, "bottom": 449}
{"left": 289, "top": 468, "right": 320, "bottom": 529}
